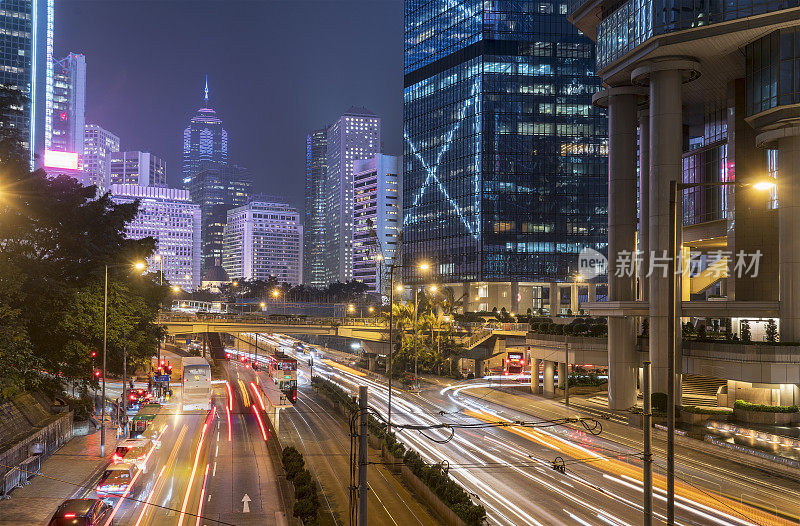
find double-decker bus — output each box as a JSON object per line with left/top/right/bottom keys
{"left": 181, "top": 356, "right": 212, "bottom": 411}
{"left": 506, "top": 352, "right": 525, "bottom": 375}
{"left": 267, "top": 353, "right": 297, "bottom": 403}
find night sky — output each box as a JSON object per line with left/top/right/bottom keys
{"left": 56, "top": 0, "right": 404, "bottom": 213}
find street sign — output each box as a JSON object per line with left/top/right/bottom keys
{"left": 153, "top": 374, "right": 170, "bottom": 382}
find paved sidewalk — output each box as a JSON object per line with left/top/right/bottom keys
{"left": 0, "top": 430, "right": 117, "bottom": 525}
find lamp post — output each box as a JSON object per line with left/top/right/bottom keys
{"left": 153, "top": 254, "right": 163, "bottom": 286}
{"left": 101, "top": 260, "right": 146, "bottom": 456}
{"left": 663, "top": 177, "right": 774, "bottom": 523}
{"left": 413, "top": 263, "right": 431, "bottom": 389}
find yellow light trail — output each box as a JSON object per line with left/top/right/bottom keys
{"left": 465, "top": 410, "right": 794, "bottom": 526}
{"left": 322, "top": 358, "right": 366, "bottom": 377}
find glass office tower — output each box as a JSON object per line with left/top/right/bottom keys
{"left": 403, "top": 0, "right": 607, "bottom": 311}
{"left": 182, "top": 78, "right": 228, "bottom": 189}
{"left": 303, "top": 128, "right": 328, "bottom": 289}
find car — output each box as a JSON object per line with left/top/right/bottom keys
{"left": 96, "top": 463, "right": 137, "bottom": 498}
{"left": 48, "top": 498, "right": 113, "bottom": 526}
{"left": 113, "top": 438, "right": 153, "bottom": 471}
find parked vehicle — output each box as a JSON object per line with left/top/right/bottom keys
{"left": 96, "top": 463, "right": 137, "bottom": 498}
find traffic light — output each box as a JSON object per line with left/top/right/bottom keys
{"left": 91, "top": 351, "right": 97, "bottom": 358}
{"left": 167, "top": 364, "right": 173, "bottom": 374}
{"left": 94, "top": 370, "right": 101, "bottom": 378}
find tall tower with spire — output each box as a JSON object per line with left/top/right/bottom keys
{"left": 181, "top": 77, "right": 228, "bottom": 189}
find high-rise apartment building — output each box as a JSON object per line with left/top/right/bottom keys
{"left": 49, "top": 53, "right": 85, "bottom": 155}
{"left": 567, "top": 0, "right": 800, "bottom": 409}
{"left": 109, "top": 184, "right": 201, "bottom": 290}
{"left": 403, "top": 0, "right": 607, "bottom": 313}
{"left": 353, "top": 154, "right": 401, "bottom": 294}
{"left": 0, "top": 0, "right": 54, "bottom": 168}
{"left": 222, "top": 198, "right": 303, "bottom": 286}
{"left": 303, "top": 128, "right": 327, "bottom": 288}
{"left": 324, "top": 108, "right": 381, "bottom": 284}
{"left": 109, "top": 151, "right": 167, "bottom": 187}
{"left": 83, "top": 124, "right": 120, "bottom": 192}
{"left": 182, "top": 78, "right": 228, "bottom": 189}
{"left": 189, "top": 160, "right": 252, "bottom": 273}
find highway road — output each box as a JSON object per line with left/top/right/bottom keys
{"left": 67, "top": 369, "right": 288, "bottom": 526}
{"left": 261, "top": 336, "right": 800, "bottom": 526}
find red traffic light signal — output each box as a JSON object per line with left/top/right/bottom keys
{"left": 94, "top": 370, "right": 101, "bottom": 378}
{"left": 91, "top": 351, "right": 97, "bottom": 358}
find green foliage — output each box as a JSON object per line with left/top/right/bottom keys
{"left": 66, "top": 396, "right": 94, "bottom": 420}
{"left": 681, "top": 405, "right": 732, "bottom": 415}
{"left": 766, "top": 319, "right": 778, "bottom": 343}
{"left": 281, "top": 445, "right": 305, "bottom": 481}
{"left": 282, "top": 446, "right": 319, "bottom": 524}
{"left": 741, "top": 320, "right": 751, "bottom": 343}
{"left": 651, "top": 392, "right": 668, "bottom": 413}
{"left": 567, "top": 373, "right": 607, "bottom": 387}
{"left": 734, "top": 400, "right": 799, "bottom": 413}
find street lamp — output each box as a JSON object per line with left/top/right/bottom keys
{"left": 153, "top": 254, "right": 163, "bottom": 286}
{"left": 101, "top": 260, "right": 146, "bottom": 456}
{"left": 662, "top": 176, "right": 775, "bottom": 523}
{"left": 413, "top": 262, "right": 432, "bottom": 389}
{"left": 171, "top": 285, "right": 180, "bottom": 293}
{"left": 273, "top": 288, "right": 285, "bottom": 315}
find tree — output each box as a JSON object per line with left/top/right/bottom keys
{"left": 741, "top": 320, "right": 751, "bottom": 343}
{"left": 766, "top": 319, "right": 778, "bottom": 343}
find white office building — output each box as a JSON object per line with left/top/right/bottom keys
{"left": 50, "top": 53, "right": 86, "bottom": 155}
{"left": 110, "top": 151, "right": 167, "bottom": 188}
{"left": 353, "top": 154, "right": 401, "bottom": 294}
{"left": 223, "top": 199, "right": 303, "bottom": 285}
{"left": 323, "top": 107, "right": 381, "bottom": 284}
{"left": 83, "top": 124, "right": 120, "bottom": 192}
{"left": 109, "top": 184, "right": 201, "bottom": 290}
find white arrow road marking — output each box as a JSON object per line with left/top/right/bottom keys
{"left": 242, "top": 494, "right": 251, "bottom": 513}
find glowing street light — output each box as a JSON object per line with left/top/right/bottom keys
{"left": 171, "top": 285, "right": 180, "bottom": 293}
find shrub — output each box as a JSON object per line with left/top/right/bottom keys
{"left": 66, "top": 396, "right": 94, "bottom": 421}
{"left": 681, "top": 405, "right": 732, "bottom": 415}
{"left": 590, "top": 324, "right": 606, "bottom": 337}
{"left": 766, "top": 319, "right": 778, "bottom": 343}
{"left": 734, "top": 400, "right": 799, "bottom": 413}
{"left": 281, "top": 446, "right": 305, "bottom": 481}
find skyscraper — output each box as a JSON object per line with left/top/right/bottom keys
{"left": 324, "top": 108, "right": 381, "bottom": 284}
{"left": 182, "top": 77, "right": 228, "bottom": 189}
{"left": 403, "top": 0, "right": 607, "bottom": 313}
{"left": 223, "top": 198, "right": 303, "bottom": 286}
{"left": 189, "top": 160, "right": 252, "bottom": 273}
{"left": 50, "top": 53, "right": 86, "bottom": 155}
{"left": 303, "top": 128, "right": 327, "bottom": 288}
{"left": 353, "top": 154, "right": 401, "bottom": 294}
{"left": 83, "top": 124, "right": 120, "bottom": 192}
{"left": 0, "top": 0, "right": 54, "bottom": 168}
{"left": 109, "top": 151, "right": 167, "bottom": 188}
{"left": 110, "top": 184, "right": 201, "bottom": 291}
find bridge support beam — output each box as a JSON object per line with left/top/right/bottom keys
{"left": 543, "top": 360, "right": 556, "bottom": 397}
{"left": 531, "top": 359, "right": 542, "bottom": 394}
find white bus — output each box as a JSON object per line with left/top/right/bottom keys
{"left": 181, "top": 356, "right": 212, "bottom": 411}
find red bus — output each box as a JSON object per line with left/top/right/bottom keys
{"left": 267, "top": 353, "right": 297, "bottom": 403}
{"left": 506, "top": 352, "right": 525, "bottom": 375}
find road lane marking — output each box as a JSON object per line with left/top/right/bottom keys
{"left": 242, "top": 494, "right": 251, "bottom": 513}
{"left": 195, "top": 463, "right": 210, "bottom": 526}
{"left": 133, "top": 466, "right": 167, "bottom": 526}
{"left": 212, "top": 461, "right": 217, "bottom": 476}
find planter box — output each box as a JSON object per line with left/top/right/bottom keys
{"left": 400, "top": 464, "right": 467, "bottom": 526}
{"left": 627, "top": 413, "right": 666, "bottom": 429}
{"left": 733, "top": 408, "right": 797, "bottom": 425}
{"left": 381, "top": 443, "right": 403, "bottom": 474}
{"left": 681, "top": 412, "right": 729, "bottom": 425}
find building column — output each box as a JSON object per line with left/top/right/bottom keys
{"left": 633, "top": 58, "right": 699, "bottom": 400}
{"left": 638, "top": 107, "right": 650, "bottom": 302}
{"left": 462, "top": 282, "right": 471, "bottom": 313}
{"left": 511, "top": 281, "right": 520, "bottom": 314}
{"left": 777, "top": 130, "right": 800, "bottom": 342}
{"left": 543, "top": 360, "right": 555, "bottom": 397}
{"left": 531, "top": 358, "right": 542, "bottom": 394}
{"left": 594, "top": 86, "right": 646, "bottom": 410}
{"left": 588, "top": 283, "right": 597, "bottom": 302}
{"left": 570, "top": 284, "right": 578, "bottom": 314}
{"left": 549, "top": 282, "right": 560, "bottom": 316}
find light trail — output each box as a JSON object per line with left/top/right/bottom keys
{"left": 225, "top": 381, "right": 233, "bottom": 411}
{"left": 225, "top": 405, "right": 232, "bottom": 442}
{"left": 250, "top": 381, "right": 266, "bottom": 411}
{"left": 132, "top": 466, "right": 166, "bottom": 526}
{"left": 195, "top": 463, "right": 210, "bottom": 526}
{"left": 177, "top": 416, "right": 211, "bottom": 526}
{"left": 253, "top": 405, "right": 268, "bottom": 441}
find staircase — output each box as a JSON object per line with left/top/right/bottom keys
{"left": 682, "top": 374, "right": 727, "bottom": 407}
{"left": 689, "top": 256, "right": 728, "bottom": 294}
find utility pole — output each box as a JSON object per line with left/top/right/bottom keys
{"left": 643, "top": 360, "right": 653, "bottom": 526}
{"left": 414, "top": 286, "right": 419, "bottom": 389}
{"left": 667, "top": 180, "right": 677, "bottom": 524}
{"left": 564, "top": 341, "right": 569, "bottom": 407}
{"left": 122, "top": 346, "right": 127, "bottom": 438}
{"left": 358, "top": 386, "right": 368, "bottom": 526}
{"left": 101, "top": 265, "right": 108, "bottom": 457}
{"left": 387, "top": 265, "right": 395, "bottom": 432}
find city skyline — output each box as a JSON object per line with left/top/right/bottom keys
{"left": 54, "top": 0, "right": 403, "bottom": 213}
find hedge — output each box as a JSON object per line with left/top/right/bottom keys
{"left": 681, "top": 405, "right": 732, "bottom": 415}
{"left": 312, "top": 376, "right": 486, "bottom": 525}
{"left": 733, "top": 400, "right": 799, "bottom": 413}
{"left": 281, "top": 446, "right": 320, "bottom": 525}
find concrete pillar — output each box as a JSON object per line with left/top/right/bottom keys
{"left": 596, "top": 86, "right": 644, "bottom": 410}
{"left": 588, "top": 283, "right": 596, "bottom": 302}
{"left": 511, "top": 282, "right": 519, "bottom": 314}
{"left": 462, "top": 282, "right": 471, "bottom": 313}
{"left": 633, "top": 59, "right": 698, "bottom": 400}
{"left": 558, "top": 362, "right": 567, "bottom": 389}
{"left": 543, "top": 360, "right": 555, "bottom": 397}
{"left": 531, "top": 358, "right": 542, "bottom": 394}
{"left": 778, "top": 131, "right": 800, "bottom": 342}
{"left": 549, "top": 282, "right": 560, "bottom": 316}
{"left": 638, "top": 108, "right": 650, "bottom": 302}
